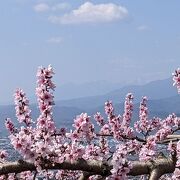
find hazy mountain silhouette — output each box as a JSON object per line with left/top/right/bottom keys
{"left": 0, "top": 77, "right": 179, "bottom": 135}
{"left": 57, "top": 77, "right": 177, "bottom": 109}
{"left": 54, "top": 81, "right": 124, "bottom": 101}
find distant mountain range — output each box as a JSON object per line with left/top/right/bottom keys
{"left": 54, "top": 80, "right": 124, "bottom": 100}
{"left": 0, "top": 77, "right": 179, "bottom": 135}
{"left": 57, "top": 77, "right": 177, "bottom": 109}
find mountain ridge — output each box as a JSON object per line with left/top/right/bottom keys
{"left": 56, "top": 77, "right": 177, "bottom": 109}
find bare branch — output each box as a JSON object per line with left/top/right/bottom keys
{"left": 0, "top": 159, "right": 110, "bottom": 177}
{"left": 148, "top": 157, "right": 176, "bottom": 180}
{"left": 149, "top": 169, "right": 162, "bottom": 180}
{"left": 0, "top": 156, "right": 176, "bottom": 178}
{"left": 158, "top": 135, "right": 180, "bottom": 144}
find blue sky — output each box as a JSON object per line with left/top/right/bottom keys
{"left": 0, "top": 0, "right": 180, "bottom": 104}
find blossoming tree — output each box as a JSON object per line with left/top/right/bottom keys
{"left": 0, "top": 66, "right": 180, "bottom": 179}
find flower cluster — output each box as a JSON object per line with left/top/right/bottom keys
{"left": 122, "top": 93, "right": 133, "bottom": 127}
{"left": 14, "top": 88, "right": 32, "bottom": 126}
{"left": 121, "top": 93, "right": 134, "bottom": 138}
{"left": 172, "top": 141, "right": 180, "bottom": 179}
{"left": 173, "top": 68, "right": 180, "bottom": 93}
{"left": 0, "top": 150, "right": 8, "bottom": 160}
{"left": 4, "top": 66, "right": 59, "bottom": 178}
{"left": 134, "top": 96, "right": 149, "bottom": 134}
{"left": 36, "top": 65, "right": 56, "bottom": 133}
{"left": 94, "top": 112, "right": 104, "bottom": 126}
{"left": 110, "top": 143, "right": 132, "bottom": 180}
{"left": 5, "top": 118, "right": 16, "bottom": 134}
{"left": 72, "top": 113, "right": 95, "bottom": 142}
{"left": 135, "top": 97, "right": 162, "bottom": 137}
{"left": 155, "top": 114, "right": 179, "bottom": 142}
{"left": 139, "top": 136, "right": 156, "bottom": 161}
{"left": 103, "top": 94, "right": 134, "bottom": 141}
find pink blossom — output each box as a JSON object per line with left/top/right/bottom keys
{"left": 121, "top": 93, "right": 134, "bottom": 138}
{"left": 105, "top": 101, "right": 114, "bottom": 115}
{"left": 73, "top": 113, "right": 94, "bottom": 142}
{"left": 110, "top": 143, "right": 132, "bottom": 180}
{"left": 168, "top": 141, "right": 176, "bottom": 153}
{"left": 14, "top": 88, "right": 32, "bottom": 126}
{"left": 134, "top": 96, "right": 150, "bottom": 134}
{"left": 94, "top": 112, "right": 104, "bottom": 126}
{"left": 100, "top": 124, "right": 110, "bottom": 135}
{"left": 19, "top": 171, "right": 34, "bottom": 179}
{"left": 155, "top": 122, "right": 172, "bottom": 142}
{"left": 122, "top": 93, "right": 133, "bottom": 127}
{"left": 0, "top": 150, "right": 8, "bottom": 159}
{"left": 172, "top": 168, "right": 180, "bottom": 179}
{"left": 173, "top": 68, "right": 180, "bottom": 93}
{"left": 139, "top": 136, "right": 156, "bottom": 161}
{"left": 5, "top": 118, "right": 16, "bottom": 134}
{"left": 172, "top": 140, "right": 180, "bottom": 179}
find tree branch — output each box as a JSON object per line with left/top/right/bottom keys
{"left": 148, "top": 156, "right": 176, "bottom": 180}
{"left": 158, "top": 135, "right": 180, "bottom": 144}
{"left": 0, "top": 156, "right": 176, "bottom": 178}
{"left": 149, "top": 169, "right": 162, "bottom": 180}
{"left": 0, "top": 159, "right": 110, "bottom": 177}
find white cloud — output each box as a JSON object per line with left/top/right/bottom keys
{"left": 47, "top": 37, "right": 63, "bottom": 44}
{"left": 137, "top": 25, "right": 149, "bottom": 31}
{"left": 34, "top": 3, "right": 50, "bottom": 12}
{"left": 52, "top": 3, "right": 70, "bottom": 11}
{"left": 34, "top": 2, "right": 70, "bottom": 13}
{"left": 48, "top": 2, "right": 128, "bottom": 24}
